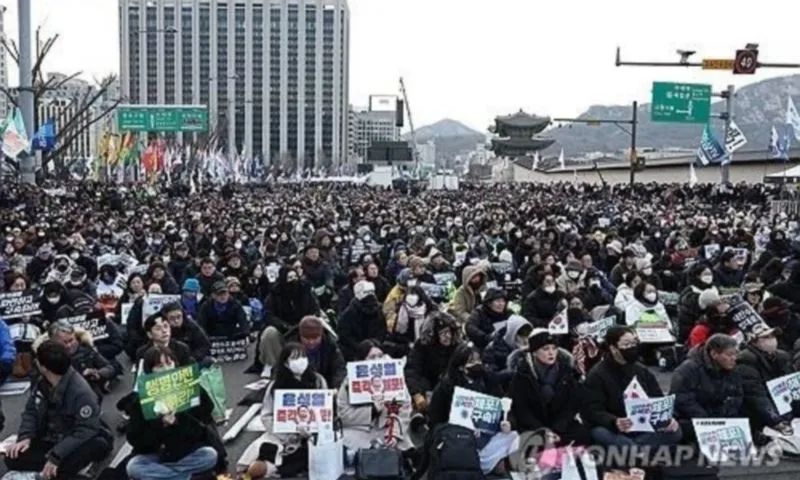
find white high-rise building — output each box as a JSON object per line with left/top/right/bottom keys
{"left": 0, "top": 6, "right": 9, "bottom": 120}
{"left": 119, "top": 0, "right": 350, "bottom": 170}
{"left": 348, "top": 101, "right": 400, "bottom": 162}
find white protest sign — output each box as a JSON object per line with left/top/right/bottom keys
{"left": 577, "top": 316, "right": 615, "bottom": 342}
{"left": 120, "top": 302, "right": 133, "bottom": 325}
{"left": 272, "top": 389, "right": 335, "bottom": 434}
{"left": 346, "top": 358, "right": 407, "bottom": 405}
{"left": 625, "top": 395, "right": 675, "bottom": 433}
{"left": 141, "top": 294, "right": 181, "bottom": 324}
{"left": 725, "top": 120, "right": 748, "bottom": 153}
{"left": 448, "top": 387, "right": 507, "bottom": 436}
{"left": 693, "top": 418, "right": 753, "bottom": 464}
{"left": 766, "top": 372, "right": 800, "bottom": 416}
{"left": 548, "top": 309, "right": 568, "bottom": 335}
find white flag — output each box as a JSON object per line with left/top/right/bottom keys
{"left": 689, "top": 161, "right": 697, "bottom": 186}
{"left": 787, "top": 96, "right": 800, "bottom": 141}
{"left": 533, "top": 151, "right": 540, "bottom": 170}
{"left": 724, "top": 120, "right": 747, "bottom": 153}
{"left": 558, "top": 148, "right": 565, "bottom": 169}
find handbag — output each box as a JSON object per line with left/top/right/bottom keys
{"left": 355, "top": 448, "right": 404, "bottom": 480}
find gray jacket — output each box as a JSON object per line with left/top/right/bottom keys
{"left": 18, "top": 367, "right": 111, "bottom": 465}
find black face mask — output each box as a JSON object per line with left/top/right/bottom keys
{"left": 618, "top": 346, "right": 640, "bottom": 363}
{"left": 465, "top": 364, "right": 484, "bottom": 379}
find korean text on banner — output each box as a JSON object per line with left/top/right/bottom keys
{"left": 692, "top": 418, "right": 753, "bottom": 464}
{"left": 624, "top": 395, "right": 675, "bottom": 432}
{"left": 766, "top": 372, "right": 800, "bottom": 416}
{"left": 346, "top": 358, "right": 407, "bottom": 405}
{"left": 141, "top": 294, "right": 182, "bottom": 324}
{"left": 272, "top": 389, "right": 335, "bottom": 434}
{"left": 448, "top": 386, "right": 508, "bottom": 436}
{"left": 0, "top": 291, "right": 41, "bottom": 319}
{"left": 136, "top": 364, "right": 201, "bottom": 420}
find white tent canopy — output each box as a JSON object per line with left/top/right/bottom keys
{"left": 765, "top": 164, "right": 800, "bottom": 183}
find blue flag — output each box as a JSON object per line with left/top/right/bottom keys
{"left": 695, "top": 124, "right": 727, "bottom": 167}
{"left": 31, "top": 118, "right": 56, "bottom": 152}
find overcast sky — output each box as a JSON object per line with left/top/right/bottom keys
{"left": 3, "top": 0, "right": 799, "bottom": 132}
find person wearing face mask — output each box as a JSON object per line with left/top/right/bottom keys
{"left": 39, "top": 281, "right": 70, "bottom": 322}
{"left": 337, "top": 340, "right": 413, "bottom": 452}
{"left": 64, "top": 266, "right": 97, "bottom": 301}
{"left": 387, "top": 285, "right": 436, "bottom": 350}
{"left": 276, "top": 231, "right": 297, "bottom": 259}
{"left": 522, "top": 272, "right": 567, "bottom": 328}
{"left": 483, "top": 315, "right": 532, "bottom": 387}
{"left": 428, "top": 344, "right": 517, "bottom": 475}
{"left": 584, "top": 326, "right": 682, "bottom": 449}
{"left": 167, "top": 242, "right": 192, "bottom": 285}
{"left": 121, "top": 346, "right": 222, "bottom": 480}
{"left": 677, "top": 264, "right": 717, "bottom": 343}
{"left": 26, "top": 243, "right": 54, "bottom": 284}
{"left": 635, "top": 257, "right": 662, "bottom": 291}
{"left": 338, "top": 280, "right": 387, "bottom": 361}
{"left": 450, "top": 265, "right": 487, "bottom": 326}
{"left": 555, "top": 260, "right": 584, "bottom": 294}
{"left": 466, "top": 288, "right": 513, "bottom": 350}
{"left": 66, "top": 246, "right": 98, "bottom": 283}
{"left": 687, "top": 288, "right": 738, "bottom": 348}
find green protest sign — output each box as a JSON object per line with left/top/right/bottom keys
{"left": 136, "top": 364, "right": 201, "bottom": 420}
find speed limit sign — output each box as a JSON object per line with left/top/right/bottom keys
{"left": 734, "top": 50, "right": 758, "bottom": 74}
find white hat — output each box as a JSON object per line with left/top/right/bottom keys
{"left": 354, "top": 280, "right": 376, "bottom": 300}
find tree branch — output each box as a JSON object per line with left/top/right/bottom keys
{"left": 0, "top": 87, "right": 19, "bottom": 110}
{"left": 0, "top": 37, "right": 19, "bottom": 65}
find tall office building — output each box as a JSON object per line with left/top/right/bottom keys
{"left": 119, "top": 0, "right": 350, "bottom": 170}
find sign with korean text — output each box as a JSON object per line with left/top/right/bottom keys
{"left": 137, "top": 364, "right": 201, "bottom": 420}
{"left": 449, "top": 387, "right": 507, "bottom": 436}
{"left": 346, "top": 358, "right": 407, "bottom": 405}
{"left": 419, "top": 282, "right": 445, "bottom": 300}
{"left": 433, "top": 272, "right": 457, "bottom": 286}
{"left": 209, "top": 335, "right": 249, "bottom": 363}
{"left": 576, "top": 316, "right": 615, "bottom": 342}
{"left": 57, "top": 312, "right": 109, "bottom": 341}
{"left": 628, "top": 307, "right": 674, "bottom": 344}
{"left": 702, "top": 59, "right": 735, "bottom": 71}
{"left": 651, "top": 82, "right": 712, "bottom": 124}
{"left": 141, "top": 294, "right": 181, "bottom": 324}
{"left": 272, "top": 389, "right": 335, "bottom": 433}
{"left": 625, "top": 395, "right": 675, "bottom": 432}
{"left": 0, "top": 291, "right": 41, "bottom": 319}
{"left": 693, "top": 418, "right": 753, "bottom": 464}
{"left": 117, "top": 105, "right": 209, "bottom": 133}
{"left": 727, "top": 295, "right": 764, "bottom": 335}
{"left": 766, "top": 372, "right": 800, "bottom": 415}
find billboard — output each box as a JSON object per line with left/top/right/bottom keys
{"left": 369, "top": 95, "right": 398, "bottom": 112}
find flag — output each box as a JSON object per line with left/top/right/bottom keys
{"left": 2, "top": 108, "right": 31, "bottom": 158}
{"left": 787, "top": 96, "right": 800, "bottom": 141}
{"left": 689, "top": 161, "right": 698, "bottom": 186}
{"left": 769, "top": 124, "right": 791, "bottom": 161}
{"left": 724, "top": 120, "right": 747, "bottom": 154}
{"left": 533, "top": 151, "right": 540, "bottom": 170}
{"left": 695, "top": 124, "right": 727, "bottom": 166}
{"left": 31, "top": 118, "right": 56, "bottom": 152}
{"left": 558, "top": 148, "right": 565, "bottom": 169}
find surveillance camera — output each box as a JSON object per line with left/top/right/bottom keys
{"left": 676, "top": 50, "right": 696, "bottom": 63}
{"left": 745, "top": 43, "right": 759, "bottom": 51}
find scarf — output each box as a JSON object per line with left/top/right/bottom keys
{"left": 572, "top": 337, "right": 599, "bottom": 375}
{"left": 533, "top": 357, "right": 559, "bottom": 404}
{"left": 395, "top": 303, "right": 427, "bottom": 337}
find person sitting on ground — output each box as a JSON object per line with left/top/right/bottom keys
{"left": 483, "top": 315, "right": 532, "bottom": 387}
{"left": 338, "top": 280, "right": 387, "bottom": 361}
{"left": 135, "top": 314, "right": 192, "bottom": 367}
{"left": 3, "top": 340, "right": 112, "bottom": 479}
{"left": 450, "top": 265, "right": 487, "bottom": 325}
{"left": 124, "top": 345, "right": 221, "bottom": 480}
{"left": 428, "top": 343, "right": 518, "bottom": 475}
{"left": 160, "top": 302, "right": 212, "bottom": 367}
{"left": 466, "top": 287, "right": 514, "bottom": 350}
{"left": 687, "top": 289, "right": 738, "bottom": 348}
{"left": 196, "top": 281, "right": 250, "bottom": 339}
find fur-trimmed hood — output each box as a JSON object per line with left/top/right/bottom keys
{"left": 32, "top": 327, "right": 94, "bottom": 353}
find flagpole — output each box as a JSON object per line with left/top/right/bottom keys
{"left": 17, "top": 0, "right": 35, "bottom": 184}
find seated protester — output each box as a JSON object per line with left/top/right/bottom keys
{"left": 584, "top": 326, "right": 682, "bottom": 448}
{"left": 251, "top": 342, "right": 328, "bottom": 477}
{"left": 383, "top": 269, "right": 412, "bottom": 333}
{"left": 737, "top": 324, "right": 795, "bottom": 434}
{"left": 337, "top": 266, "right": 365, "bottom": 315}
{"left": 761, "top": 297, "right": 800, "bottom": 354}
{"left": 768, "top": 260, "right": 800, "bottom": 308}
{"left": 613, "top": 271, "right": 644, "bottom": 313}
{"left": 522, "top": 272, "right": 566, "bottom": 328}
{"left": 258, "top": 316, "right": 346, "bottom": 388}
{"left": 161, "top": 302, "right": 212, "bottom": 367}
{"left": 677, "top": 263, "right": 716, "bottom": 343}
{"left": 582, "top": 269, "right": 615, "bottom": 311}
{"left": 196, "top": 281, "right": 250, "bottom": 338}
{"left": 687, "top": 289, "right": 738, "bottom": 348}
{"left": 385, "top": 285, "right": 437, "bottom": 349}
{"left": 4, "top": 340, "right": 112, "bottom": 478}
{"left": 135, "top": 314, "right": 193, "bottom": 367}
{"left": 405, "top": 312, "right": 463, "bottom": 414}
{"left": 450, "top": 265, "right": 487, "bottom": 326}
{"left": 743, "top": 281, "right": 765, "bottom": 311}
{"left": 714, "top": 250, "right": 745, "bottom": 289}
{"left": 225, "top": 275, "right": 250, "bottom": 305}
{"left": 338, "top": 280, "right": 387, "bottom": 361}
{"left": 509, "top": 329, "right": 591, "bottom": 448}
{"left": 428, "top": 343, "right": 518, "bottom": 475}
{"left": 624, "top": 282, "right": 672, "bottom": 333}
{"left": 337, "top": 340, "right": 413, "bottom": 451}
{"left": 181, "top": 277, "right": 202, "bottom": 322}
{"left": 555, "top": 260, "right": 584, "bottom": 295}
{"left": 124, "top": 282, "right": 165, "bottom": 361}
{"left": 64, "top": 266, "right": 96, "bottom": 301}
{"left": 466, "top": 287, "right": 513, "bottom": 350}
{"left": 39, "top": 281, "right": 70, "bottom": 322}
{"left": 262, "top": 266, "right": 321, "bottom": 334}
{"left": 365, "top": 262, "right": 392, "bottom": 303}
{"left": 124, "top": 346, "right": 220, "bottom": 480}
{"left": 636, "top": 258, "right": 663, "bottom": 291}
{"left": 44, "top": 320, "right": 117, "bottom": 399}
{"left": 483, "top": 315, "right": 532, "bottom": 387}
{"left": 671, "top": 334, "right": 775, "bottom": 444}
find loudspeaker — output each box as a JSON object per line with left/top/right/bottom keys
{"left": 395, "top": 99, "right": 404, "bottom": 128}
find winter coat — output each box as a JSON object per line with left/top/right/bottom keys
{"left": 583, "top": 356, "right": 666, "bottom": 430}
{"left": 427, "top": 369, "right": 503, "bottom": 429}
{"left": 196, "top": 298, "right": 250, "bottom": 338}
{"left": 670, "top": 347, "right": 745, "bottom": 421}
{"left": 283, "top": 327, "right": 347, "bottom": 389}
{"left": 737, "top": 343, "right": 790, "bottom": 427}
{"left": 450, "top": 266, "right": 485, "bottom": 325}
{"left": 263, "top": 274, "right": 320, "bottom": 333}
{"left": 714, "top": 266, "right": 744, "bottom": 289}
{"left": 135, "top": 339, "right": 193, "bottom": 367}
{"left": 336, "top": 379, "right": 413, "bottom": 451}
{"left": 404, "top": 332, "right": 459, "bottom": 396}
{"left": 466, "top": 305, "right": 512, "bottom": 350}
{"left": 338, "top": 298, "right": 388, "bottom": 361}
{"left": 483, "top": 316, "right": 530, "bottom": 386}
{"left": 613, "top": 284, "right": 635, "bottom": 312}
{"left": 677, "top": 284, "right": 705, "bottom": 343}
{"left": 522, "top": 288, "right": 566, "bottom": 328}
{"left": 171, "top": 318, "right": 212, "bottom": 365}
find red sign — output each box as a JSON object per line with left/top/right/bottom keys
{"left": 733, "top": 50, "right": 758, "bottom": 74}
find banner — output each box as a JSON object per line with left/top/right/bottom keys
{"left": 272, "top": 389, "right": 335, "bottom": 433}
{"left": 491, "top": 262, "right": 513, "bottom": 275}
{"left": 209, "top": 335, "right": 248, "bottom": 362}
{"left": 692, "top": 418, "right": 753, "bottom": 464}
{"left": 433, "top": 272, "right": 457, "bottom": 286}
{"left": 419, "top": 282, "right": 445, "bottom": 299}
{"left": 695, "top": 124, "right": 727, "bottom": 166}
{"left": 136, "top": 364, "right": 201, "bottom": 420}
{"left": 141, "top": 294, "right": 181, "bottom": 324}
{"left": 346, "top": 358, "right": 407, "bottom": 405}
{"left": 725, "top": 120, "right": 748, "bottom": 153}
{"left": 766, "top": 372, "right": 800, "bottom": 415}
{"left": 727, "top": 295, "right": 764, "bottom": 335}
{"left": 0, "top": 291, "right": 41, "bottom": 319}
{"left": 549, "top": 309, "right": 568, "bottom": 335}
{"left": 57, "top": 312, "right": 109, "bottom": 340}
{"left": 577, "top": 316, "right": 615, "bottom": 342}
{"left": 448, "top": 386, "right": 507, "bottom": 436}
{"left": 625, "top": 395, "right": 675, "bottom": 432}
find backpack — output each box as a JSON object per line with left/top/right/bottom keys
{"left": 416, "top": 424, "right": 484, "bottom": 480}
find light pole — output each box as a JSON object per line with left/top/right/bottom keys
{"left": 18, "top": 0, "right": 35, "bottom": 184}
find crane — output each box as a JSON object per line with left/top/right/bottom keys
{"left": 398, "top": 77, "right": 418, "bottom": 172}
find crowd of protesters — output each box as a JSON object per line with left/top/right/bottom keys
{"left": 0, "top": 179, "right": 798, "bottom": 478}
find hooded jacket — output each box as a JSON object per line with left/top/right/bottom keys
{"left": 670, "top": 346, "right": 745, "bottom": 421}
{"left": 737, "top": 343, "right": 791, "bottom": 427}
{"left": 483, "top": 315, "right": 531, "bottom": 385}
{"left": 404, "top": 314, "right": 462, "bottom": 397}
{"left": 466, "top": 290, "right": 512, "bottom": 349}
{"left": 450, "top": 265, "right": 485, "bottom": 325}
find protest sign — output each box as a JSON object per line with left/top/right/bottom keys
{"left": 766, "top": 372, "right": 800, "bottom": 415}
{"left": 491, "top": 262, "right": 513, "bottom": 275}
{"left": 0, "top": 291, "right": 41, "bottom": 319}
{"left": 577, "top": 316, "right": 615, "bottom": 342}
{"left": 272, "top": 389, "right": 335, "bottom": 433}
{"left": 209, "top": 335, "right": 249, "bottom": 362}
{"left": 433, "top": 272, "right": 457, "bottom": 286}
{"left": 136, "top": 364, "right": 201, "bottom": 420}
{"left": 448, "top": 386, "right": 507, "bottom": 436}
{"left": 626, "top": 304, "right": 673, "bottom": 343}
{"left": 57, "top": 312, "right": 109, "bottom": 340}
{"left": 693, "top": 418, "right": 753, "bottom": 464}
{"left": 625, "top": 395, "right": 675, "bottom": 432}
{"left": 704, "top": 244, "right": 720, "bottom": 260}
{"left": 120, "top": 302, "right": 133, "bottom": 325}
{"left": 346, "top": 358, "right": 407, "bottom": 405}
{"left": 419, "top": 282, "right": 445, "bottom": 299}
{"left": 141, "top": 294, "right": 181, "bottom": 324}
{"left": 548, "top": 309, "right": 568, "bottom": 335}
{"left": 727, "top": 295, "right": 764, "bottom": 335}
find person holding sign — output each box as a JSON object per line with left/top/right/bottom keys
{"left": 509, "top": 329, "right": 591, "bottom": 448}
{"left": 123, "top": 346, "right": 221, "bottom": 480}
{"left": 3, "top": 340, "right": 112, "bottom": 479}
{"left": 687, "top": 290, "right": 737, "bottom": 349}
{"left": 466, "top": 287, "right": 513, "bottom": 350}
{"left": 584, "top": 326, "right": 682, "bottom": 449}
{"left": 428, "top": 343, "right": 517, "bottom": 475}
{"left": 338, "top": 340, "right": 412, "bottom": 451}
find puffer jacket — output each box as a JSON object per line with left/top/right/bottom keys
{"left": 449, "top": 266, "right": 485, "bottom": 325}
{"left": 670, "top": 346, "right": 745, "bottom": 421}
{"left": 737, "top": 343, "right": 791, "bottom": 426}
{"left": 677, "top": 284, "right": 706, "bottom": 343}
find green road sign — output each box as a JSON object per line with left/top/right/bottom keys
{"left": 117, "top": 105, "right": 209, "bottom": 132}
{"left": 651, "top": 82, "right": 712, "bottom": 124}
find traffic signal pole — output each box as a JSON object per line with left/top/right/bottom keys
{"left": 615, "top": 46, "right": 800, "bottom": 184}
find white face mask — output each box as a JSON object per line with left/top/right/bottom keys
{"left": 47, "top": 295, "right": 60, "bottom": 304}
{"left": 642, "top": 267, "right": 653, "bottom": 276}
{"left": 644, "top": 292, "right": 657, "bottom": 303}
{"left": 405, "top": 294, "right": 419, "bottom": 307}
{"left": 567, "top": 270, "right": 580, "bottom": 280}
{"left": 234, "top": 241, "right": 243, "bottom": 249}
{"left": 701, "top": 274, "right": 714, "bottom": 285}
{"left": 544, "top": 285, "right": 556, "bottom": 294}
{"left": 288, "top": 357, "right": 309, "bottom": 375}
{"left": 153, "top": 362, "right": 176, "bottom": 373}
{"left": 69, "top": 252, "right": 80, "bottom": 260}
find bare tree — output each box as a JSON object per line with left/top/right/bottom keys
{"left": 0, "top": 27, "right": 122, "bottom": 178}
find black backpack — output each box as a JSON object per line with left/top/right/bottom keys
{"left": 415, "top": 424, "right": 484, "bottom": 480}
